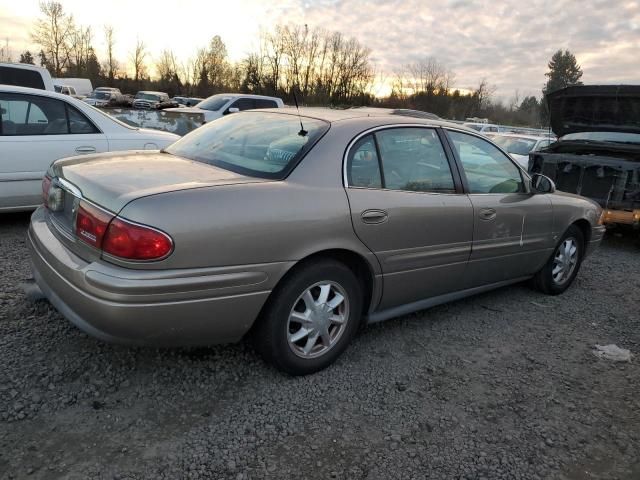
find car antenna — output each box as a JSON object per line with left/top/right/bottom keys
{"left": 292, "top": 86, "right": 307, "bottom": 137}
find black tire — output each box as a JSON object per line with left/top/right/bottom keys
{"left": 532, "top": 225, "right": 585, "bottom": 295}
{"left": 252, "top": 259, "right": 362, "bottom": 376}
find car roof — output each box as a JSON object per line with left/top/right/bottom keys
{"left": 208, "top": 93, "right": 282, "bottom": 101}
{"left": 245, "top": 106, "right": 477, "bottom": 130}
{"left": 137, "top": 91, "right": 167, "bottom": 95}
{"left": 492, "top": 132, "right": 555, "bottom": 140}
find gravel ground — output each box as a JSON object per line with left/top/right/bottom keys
{"left": 0, "top": 212, "right": 639, "bottom": 480}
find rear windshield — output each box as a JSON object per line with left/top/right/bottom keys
{"left": 196, "top": 94, "right": 233, "bottom": 111}
{"left": 165, "top": 111, "right": 329, "bottom": 179}
{"left": 0, "top": 66, "right": 46, "bottom": 90}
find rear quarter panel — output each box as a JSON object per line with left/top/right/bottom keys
{"left": 115, "top": 127, "right": 381, "bottom": 276}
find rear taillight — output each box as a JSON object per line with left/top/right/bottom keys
{"left": 75, "top": 201, "right": 113, "bottom": 249}
{"left": 102, "top": 217, "right": 173, "bottom": 260}
{"left": 73, "top": 200, "right": 173, "bottom": 261}
{"left": 42, "top": 176, "right": 52, "bottom": 207}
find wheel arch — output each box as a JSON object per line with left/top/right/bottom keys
{"left": 571, "top": 218, "right": 592, "bottom": 246}
{"left": 250, "top": 248, "right": 379, "bottom": 335}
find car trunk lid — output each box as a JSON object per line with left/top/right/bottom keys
{"left": 45, "top": 151, "right": 269, "bottom": 246}
{"left": 50, "top": 150, "right": 267, "bottom": 213}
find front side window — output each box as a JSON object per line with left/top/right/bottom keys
{"left": 447, "top": 130, "right": 524, "bottom": 194}
{"left": 165, "top": 111, "right": 329, "bottom": 179}
{"left": 229, "top": 98, "right": 255, "bottom": 111}
{"left": 492, "top": 136, "right": 537, "bottom": 155}
{"left": 0, "top": 93, "right": 97, "bottom": 136}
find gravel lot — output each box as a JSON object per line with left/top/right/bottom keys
{"left": 1, "top": 212, "right": 639, "bottom": 480}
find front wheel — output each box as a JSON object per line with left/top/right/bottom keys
{"left": 252, "top": 259, "right": 362, "bottom": 375}
{"left": 532, "top": 225, "right": 584, "bottom": 295}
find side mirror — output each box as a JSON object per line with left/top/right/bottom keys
{"left": 224, "top": 107, "right": 239, "bottom": 115}
{"left": 530, "top": 173, "right": 556, "bottom": 194}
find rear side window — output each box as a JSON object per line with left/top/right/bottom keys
{"left": 0, "top": 93, "right": 98, "bottom": 136}
{"left": 347, "top": 128, "right": 455, "bottom": 193}
{"left": 0, "top": 66, "right": 46, "bottom": 90}
{"left": 376, "top": 128, "right": 455, "bottom": 193}
{"left": 254, "top": 99, "right": 278, "bottom": 109}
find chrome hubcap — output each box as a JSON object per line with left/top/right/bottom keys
{"left": 552, "top": 237, "right": 578, "bottom": 285}
{"left": 287, "top": 281, "right": 349, "bottom": 359}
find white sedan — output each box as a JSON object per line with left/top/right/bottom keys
{"left": 0, "top": 85, "right": 180, "bottom": 212}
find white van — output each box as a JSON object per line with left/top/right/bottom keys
{"left": 53, "top": 77, "right": 93, "bottom": 97}
{"left": 0, "top": 63, "right": 54, "bottom": 91}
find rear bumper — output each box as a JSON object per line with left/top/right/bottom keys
{"left": 28, "top": 208, "right": 288, "bottom": 346}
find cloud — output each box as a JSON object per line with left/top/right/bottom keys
{"left": 1, "top": 0, "right": 638, "bottom": 99}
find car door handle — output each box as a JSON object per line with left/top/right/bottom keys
{"left": 75, "top": 146, "right": 96, "bottom": 154}
{"left": 479, "top": 208, "right": 497, "bottom": 220}
{"left": 361, "top": 209, "right": 388, "bottom": 224}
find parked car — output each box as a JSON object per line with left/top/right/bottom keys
{"left": 83, "top": 90, "right": 117, "bottom": 107}
{"left": 54, "top": 85, "right": 83, "bottom": 99}
{"left": 132, "top": 91, "right": 171, "bottom": 110}
{"left": 0, "top": 62, "right": 54, "bottom": 91}
{"left": 0, "top": 85, "right": 180, "bottom": 212}
{"left": 530, "top": 85, "right": 640, "bottom": 228}
{"left": 94, "top": 87, "right": 123, "bottom": 97}
{"left": 85, "top": 88, "right": 128, "bottom": 107}
{"left": 490, "top": 133, "right": 555, "bottom": 168}
{"left": 29, "top": 108, "right": 605, "bottom": 374}
{"left": 164, "top": 93, "right": 284, "bottom": 122}
{"left": 462, "top": 122, "right": 502, "bottom": 134}
{"left": 52, "top": 78, "right": 93, "bottom": 97}
{"left": 172, "top": 96, "right": 204, "bottom": 107}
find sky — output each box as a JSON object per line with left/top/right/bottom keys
{"left": 0, "top": 0, "right": 639, "bottom": 101}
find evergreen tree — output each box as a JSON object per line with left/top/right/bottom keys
{"left": 543, "top": 49, "right": 583, "bottom": 95}
{"left": 19, "top": 51, "right": 35, "bottom": 64}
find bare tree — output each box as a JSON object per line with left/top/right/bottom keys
{"left": 31, "top": 1, "right": 75, "bottom": 76}
{"left": 206, "top": 36, "right": 230, "bottom": 91}
{"left": 104, "top": 25, "right": 117, "bottom": 81}
{"left": 130, "top": 39, "right": 148, "bottom": 83}
{"left": 0, "top": 38, "right": 12, "bottom": 62}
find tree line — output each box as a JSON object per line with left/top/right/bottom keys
{"left": 10, "top": 1, "right": 584, "bottom": 126}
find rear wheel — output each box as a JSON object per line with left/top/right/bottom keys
{"left": 533, "top": 225, "right": 584, "bottom": 295}
{"left": 253, "top": 259, "right": 362, "bottom": 375}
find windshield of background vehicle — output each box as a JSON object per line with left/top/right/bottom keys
{"left": 492, "top": 136, "right": 537, "bottom": 155}
{"left": 135, "top": 93, "right": 161, "bottom": 101}
{"left": 195, "top": 95, "right": 234, "bottom": 111}
{"left": 165, "top": 111, "right": 329, "bottom": 179}
{"left": 88, "top": 91, "right": 111, "bottom": 99}
{"left": 562, "top": 131, "right": 640, "bottom": 144}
